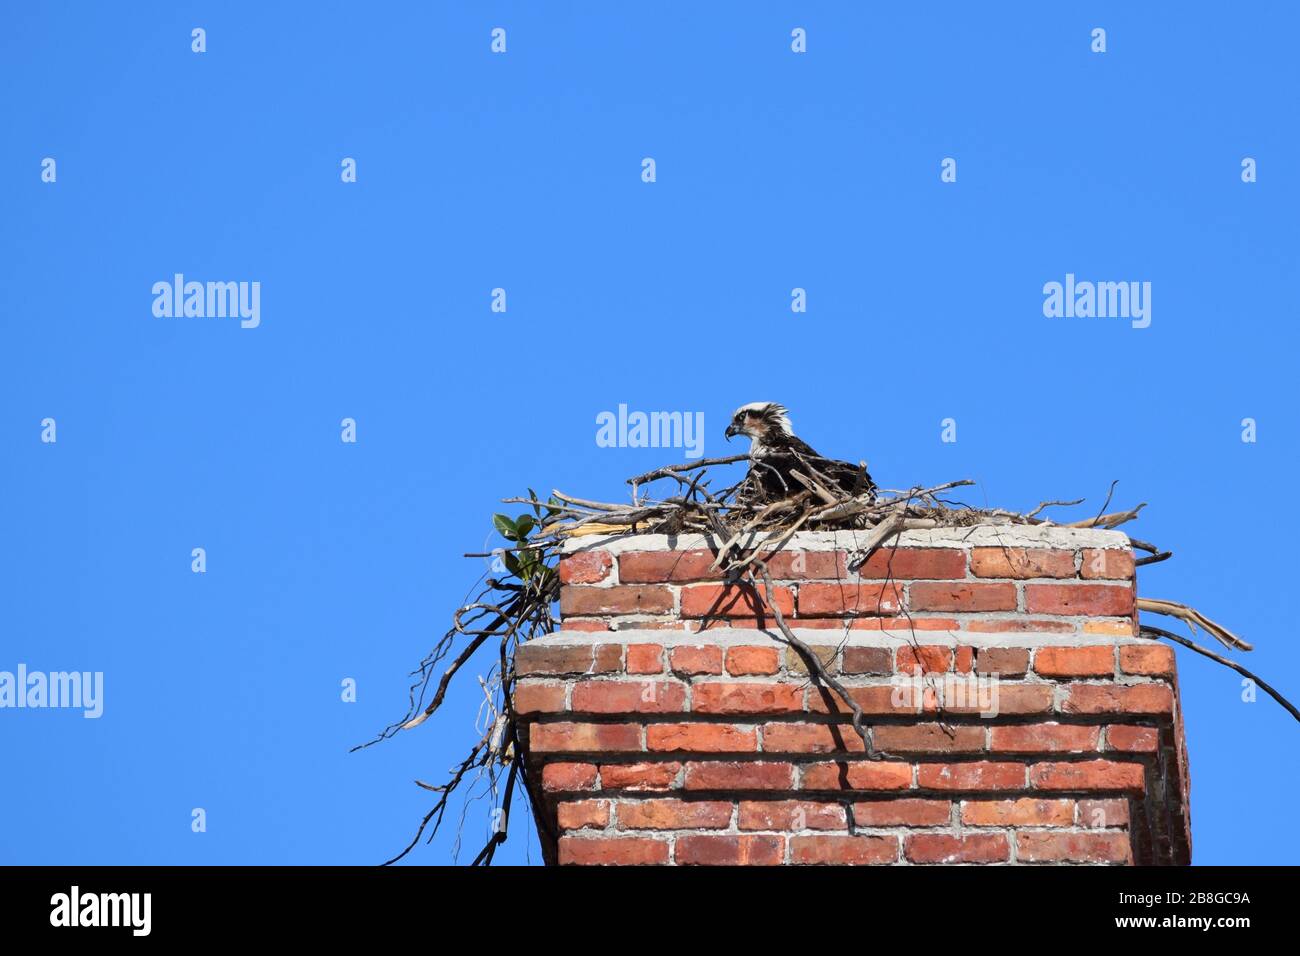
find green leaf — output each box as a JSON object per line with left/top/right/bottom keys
{"left": 493, "top": 513, "right": 517, "bottom": 540}
{"left": 527, "top": 488, "right": 542, "bottom": 518}
{"left": 545, "top": 495, "right": 561, "bottom": 518}
{"left": 515, "top": 514, "right": 535, "bottom": 540}
{"left": 503, "top": 551, "right": 522, "bottom": 577}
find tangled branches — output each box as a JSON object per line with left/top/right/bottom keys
{"left": 357, "top": 453, "right": 1292, "bottom": 864}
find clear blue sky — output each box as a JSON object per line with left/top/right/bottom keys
{"left": 2, "top": 3, "right": 1296, "bottom": 865}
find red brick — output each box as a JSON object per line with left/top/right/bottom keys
{"left": 559, "top": 619, "right": 610, "bottom": 632}
{"left": 571, "top": 681, "right": 687, "bottom": 714}
{"left": 842, "top": 646, "right": 893, "bottom": 675}
{"left": 807, "top": 683, "right": 937, "bottom": 716}
{"left": 1062, "top": 683, "right": 1173, "bottom": 715}
{"left": 916, "top": 761, "right": 1026, "bottom": 791}
{"left": 614, "top": 798, "right": 732, "bottom": 830}
{"left": 618, "top": 549, "right": 722, "bottom": 584}
{"left": 558, "top": 550, "right": 613, "bottom": 584}
{"left": 761, "top": 722, "right": 867, "bottom": 754}
{"left": 625, "top": 644, "right": 664, "bottom": 674}
{"left": 725, "top": 645, "right": 781, "bottom": 676}
{"left": 974, "top": 647, "right": 1029, "bottom": 676}
{"left": 961, "top": 798, "right": 1074, "bottom": 827}
{"left": 874, "top": 724, "right": 985, "bottom": 753}
{"left": 676, "top": 834, "right": 784, "bottom": 866}
{"left": 558, "top": 836, "right": 668, "bottom": 865}
{"left": 853, "top": 548, "right": 967, "bottom": 580}
{"left": 1029, "top": 759, "right": 1146, "bottom": 791}
{"left": 557, "top": 799, "right": 610, "bottom": 830}
{"left": 1119, "top": 644, "right": 1175, "bottom": 677}
{"left": 1024, "top": 584, "right": 1133, "bottom": 617}
{"left": 684, "top": 761, "right": 795, "bottom": 791}
{"left": 910, "top": 582, "right": 1017, "bottom": 612}
{"left": 939, "top": 683, "right": 1054, "bottom": 716}
{"left": 852, "top": 799, "right": 952, "bottom": 826}
{"left": 1081, "top": 549, "right": 1135, "bottom": 581}
{"left": 797, "top": 582, "right": 904, "bottom": 617}
{"left": 764, "top": 550, "right": 841, "bottom": 579}
{"left": 801, "top": 761, "right": 913, "bottom": 791}
{"left": 1078, "top": 798, "right": 1130, "bottom": 828}
{"left": 1017, "top": 831, "right": 1132, "bottom": 864}
{"left": 896, "top": 645, "right": 953, "bottom": 674}
{"left": 954, "top": 646, "right": 975, "bottom": 673}
{"left": 693, "top": 682, "right": 804, "bottom": 715}
{"left": 645, "top": 723, "right": 757, "bottom": 753}
{"left": 1105, "top": 725, "right": 1159, "bottom": 753}
{"left": 971, "top": 547, "right": 1076, "bottom": 579}
{"left": 739, "top": 800, "right": 846, "bottom": 831}
{"left": 594, "top": 644, "right": 622, "bottom": 671}
{"left": 514, "top": 682, "right": 566, "bottom": 714}
{"left": 1034, "top": 646, "right": 1114, "bottom": 678}
{"left": 529, "top": 722, "right": 641, "bottom": 754}
{"left": 905, "top": 833, "right": 1010, "bottom": 864}
{"left": 669, "top": 645, "right": 724, "bottom": 675}
{"left": 989, "top": 723, "right": 1099, "bottom": 753}
{"left": 542, "top": 762, "right": 597, "bottom": 792}
{"left": 561, "top": 585, "right": 674, "bottom": 616}
{"left": 680, "top": 583, "right": 794, "bottom": 619}
{"left": 791, "top": 835, "right": 898, "bottom": 865}
{"left": 599, "top": 761, "right": 682, "bottom": 791}
{"left": 515, "top": 644, "right": 597, "bottom": 676}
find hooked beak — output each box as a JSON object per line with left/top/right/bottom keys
{"left": 724, "top": 423, "right": 739, "bottom": 441}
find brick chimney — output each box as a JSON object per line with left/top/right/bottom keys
{"left": 514, "top": 526, "right": 1191, "bottom": 865}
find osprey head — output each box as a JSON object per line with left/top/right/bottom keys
{"left": 725, "top": 402, "right": 793, "bottom": 443}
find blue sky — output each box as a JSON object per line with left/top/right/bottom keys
{"left": 2, "top": 3, "right": 1296, "bottom": 865}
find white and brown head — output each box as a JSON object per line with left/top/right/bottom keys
{"left": 724, "top": 402, "right": 793, "bottom": 448}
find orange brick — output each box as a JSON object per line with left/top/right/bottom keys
{"left": 1080, "top": 549, "right": 1135, "bottom": 581}
{"left": 571, "top": 681, "right": 687, "bottom": 714}
{"left": 797, "top": 582, "right": 903, "bottom": 616}
{"left": 1024, "top": 584, "right": 1133, "bottom": 617}
{"left": 514, "top": 682, "right": 566, "bottom": 714}
{"left": 1062, "top": 683, "right": 1173, "bottom": 715}
{"left": 1017, "top": 831, "right": 1132, "bottom": 864}
{"left": 625, "top": 644, "right": 664, "bottom": 674}
{"left": 692, "top": 682, "right": 803, "bottom": 715}
{"left": 1119, "top": 644, "right": 1175, "bottom": 677}
{"left": 760, "top": 722, "right": 867, "bottom": 754}
{"left": 725, "top": 645, "right": 781, "bottom": 676}
{"left": 599, "top": 761, "right": 682, "bottom": 791}
{"left": 558, "top": 550, "right": 613, "bottom": 584}
{"left": 896, "top": 645, "right": 954, "bottom": 674}
{"left": 961, "top": 798, "right": 1074, "bottom": 827}
{"left": 669, "top": 645, "right": 724, "bottom": 675}
{"left": 989, "top": 723, "right": 1099, "bottom": 753}
{"left": 556, "top": 799, "right": 610, "bottom": 830}
{"left": 1029, "top": 759, "right": 1145, "bottom": 792}
{"left": 618, "top": 549, "right": 721, "bottom": 583}
{"left": 853, "top": 548, "right": 967, "bottom": 580}
{"left": 801, "top": 761, "right": 913, "bottom": 791}
{"left": 1105, "top": 725, "right": 1159, "bottom": 753}
{"left": 739, "top": 800, "right": 846, "bottom": 831}
{"left": 645, "top": 723, "right": 758, "bottom": 753}
{"left": 874, "top": 724, "right": 986, "bottom": 753}
{"left": 529, "top": 722, "right": 641, "bottom": 753}
{"left": 558, "top": 836, "right": 668, "bottom": 865}
{"left": 614, "top": 799, "right": 732, "bottom": 830}
{"left": 542, "top": 762, "right": 598, "bottom": 792}
{"left": 1033, "top": 646, "right": 1115, "bottom": 678}
{"left": 970, "top": 547, "right": 1076, "bottom": 579}
{"left": 790, "top": 835, "right": 899, "bottom": 865}
{"left": 1078, "top": 798, "right": 1130, "bottom": 828}
{"left": 916, "top": 761, "right": 1026, "bottom": 791}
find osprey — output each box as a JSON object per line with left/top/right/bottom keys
{"left": 724, "top": 402, "right": 876, "bottom": 505}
